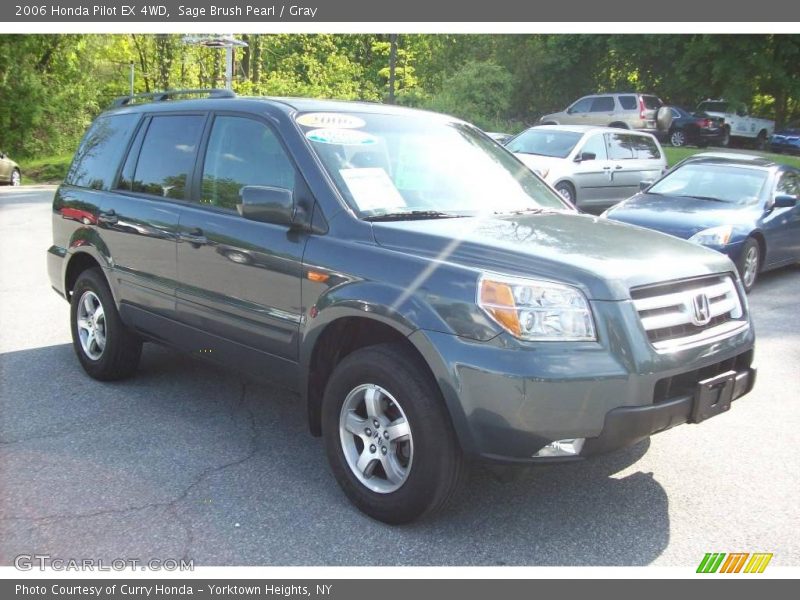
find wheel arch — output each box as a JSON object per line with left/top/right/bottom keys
{"left": 64, "top": 251, "right": 104, "bottom": 299}
{"left": 608, "top": 121, "right": 629, "bottom": 129}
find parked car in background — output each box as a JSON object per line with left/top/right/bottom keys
{"left": 0, "top": 150, "right": 21, "bottom": 186}
{"left": 486, "top": 132, "right": 512, "bottom": 144}
{"left": 662, "top": 107, "right": 725, "bottom": 147}
{"left": 48, "top": 90, "right": 756, "bottom": 523}
{"left": 770, "top": 121, "right": 800, "bottom": 155}
{"left": 696, "top": 99, "right": 774, "bottom": 149}
{"left": 538, "top": 93, "right": 666, "bottom": 135}
{"left": 507, "top": 125, "right": 667, "bottom": 211}
{"left": 605, "top": 153, "right": 800, "bottom": 292}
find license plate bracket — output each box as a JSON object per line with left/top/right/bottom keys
{"left": 691, "top": 370, "right": 737, "bottom": 423}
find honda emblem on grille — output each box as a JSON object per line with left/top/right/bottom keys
{"left": 690, "top": 292, "right": 712, "bottom": 326}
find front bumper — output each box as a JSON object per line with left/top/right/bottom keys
{"left": 410, "top": 297, "right": 755, "bottom": 464}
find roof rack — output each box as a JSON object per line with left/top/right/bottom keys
{"left": 111, "top": 88, "right": 236, "bottom": 108}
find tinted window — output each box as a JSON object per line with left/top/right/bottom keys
{"left": 776, "top": 172, "right": 800, "bottom": 196}
{"left": 66, "top": 114, "right": 139, "bottom": 190}
{"left": 568, "top": 98, "right": 592, "bottom": 114}
{"left": 618, "top": 96, "right": 637, "bottom": 110}
{"left": 200, "top": 116, "right": 295, "bottom": 210}
{"left": 578, "top": 133, "right": 607, "bottom": 160}
{"left": 606, "top": 133, "right": 634, "bottom": 160}
{"left": 590, "top": 97, "right": 615, "bottom": 112}
{"left": 116, "top": 121, "right": 146, "bottom": 191}
{"left": 506, "top": 129, "right": 583, "bottom": 158}
{"left": 131, "top": 115, "right": 205, "bottom": 199}
{"left": 642, "top": 96, "right": 662, "bottom": 110}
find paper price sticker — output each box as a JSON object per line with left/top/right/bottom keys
{"left": 297, "top": 113, "right": 366, "bottom": 129}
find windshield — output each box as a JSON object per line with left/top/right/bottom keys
{"left": 298, "top": 112, "right": 570, "bottom": 218}
{"left": 648, "top": 163, "right": 768, "bottom": 204}
{"left": 505, "top": 129, "right": 583, "bottom": 158}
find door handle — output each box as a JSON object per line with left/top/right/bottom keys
{"left": 602, "top": 166, "right": 612, "bottom": 170}
{"left": 178, "top": 228, "right": 209, "bottom": 246}
{"left": 615, "top": 165, "right": 623, "bottom": 170}
{"left": 97, "top": 209, "right": 117, "bottom": 225}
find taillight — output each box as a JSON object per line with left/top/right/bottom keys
{"left": 639, "top": 96, "right": 647, "bottom": 120}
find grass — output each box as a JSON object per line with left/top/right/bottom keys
{"left": 663, "top": 145, "right": 800, "bottom": 169}
{"left": 19, "top": 154, "right": 72, "bottom": 185}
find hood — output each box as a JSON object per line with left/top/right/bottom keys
{"left": 371, "top": 211, "right": 734, "bottom": 301}
{"left": 605, "top": 193, "right": 757, "bottom": 239}
{"left": 774, "top": 128, "right": 800, "bottom": 137}
{"left": 513, "top": 154, "right": 567, "bottom": 175}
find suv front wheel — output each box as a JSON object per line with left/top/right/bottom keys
{"left": 70, "top": 268, "right": 142, "bottom": 380}
{"left": 322, "top": 342, "right": 465, "bottom": 524}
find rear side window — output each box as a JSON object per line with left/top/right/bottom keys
{"left": 200, "top": 116, "right": 295, "bottom": 210}
{"left": 606, "top": 133, "right": 634, "bottom": 160}
{"left": 618, "top": 96, "right": 637, "bottom": 110}
{"left": 642, "top": 96, "right": 662, "bottom": 110}
{"left": 66, "top": 114, "right": 139, "bottom": 190}
{"left": 129, "top": 115, "right": 205, "bottom": 199}
{"left": 630, "top": 135, "right": 662, "bottom": 159}
{"left": 590, "top": 97, "right": 615, "bottom": 112}
{"left": 698, "top": 101, "right": 728, "bottom": 113}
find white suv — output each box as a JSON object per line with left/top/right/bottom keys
{"left": 506, "top": 125, "right": 668, "bottom": 212}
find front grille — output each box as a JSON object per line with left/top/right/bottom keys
{"left": 653, "top": 349, "right": 753, "bottom": 403}
{"left": 632, "top": 274, "right": 747, "bottom": 351}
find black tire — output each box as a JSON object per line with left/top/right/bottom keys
{"left": 70, "top": 267, "right": 142, "bottom": 381}
{"left": 735, "top": 238, "right": 761, "bottom": 293}
{"left": 554, "top": 181, "right": 576, "bottom": 205}
{"left": 322, "top": 342, "right": 465, "bottom": 524}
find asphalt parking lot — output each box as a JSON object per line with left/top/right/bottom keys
{"left": 1, "top": 186, "right": 798, "bottom": 567}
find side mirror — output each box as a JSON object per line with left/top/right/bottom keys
{"left": 639, "top": 180, "right": 655, "bottom": 192}
{"left": 238, "top": 186, "right": 294, "bottom": 225}
{"left": 575, "top": 152, "right": 596, "bottom": 162}
{"left": 773, "top": 194, "right": 798, "bottom": 208}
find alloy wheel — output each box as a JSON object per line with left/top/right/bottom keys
{"left": 76, "top": 290, "right": 107, "bottom": 360}
{"left": 742, "top": 245, "right": 759, "bottom": 289}
{"left": 670, "top": 130, "right": 686, "bottom": 147}
{"left": 11, "top": 170, "right": 20, "bottom": 186}
{"left": 339, "top": 383, "right": 413, "bottom": 494}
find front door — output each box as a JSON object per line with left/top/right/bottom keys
{"left": 570, "top": 132, "right": 615, "bottom": 209}
{"left": 176, "top": 114, "right": 307, "bottom": 366}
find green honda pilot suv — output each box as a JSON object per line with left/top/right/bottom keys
{"left": 48, "top": 90, "right": 756, "bottom": 523}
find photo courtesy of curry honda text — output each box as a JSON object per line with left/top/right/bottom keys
{"left": 48, "top": 90, "right": 756, "bottom": 524}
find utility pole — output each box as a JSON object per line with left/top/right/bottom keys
{"left": 183, "top": 35, "right": 248, "bottom": 91}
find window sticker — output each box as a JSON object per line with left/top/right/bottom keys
{"left": 306, "top": 128, "right": 378, "bottom": 146}
{"left": 339, "top": 168, "right": 407, "bottom": 212}
{"left": 296, "top": 113, "right": 366, "bottom": 129}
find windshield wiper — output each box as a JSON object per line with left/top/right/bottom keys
{"left": 363, "top": 210, "right": 466, "bottom": 222}
{"left": 494, "top": 207, "right": 562, "bottom": 216}
{"left": 684, "top": 195, "right": 727, "bottom": 203}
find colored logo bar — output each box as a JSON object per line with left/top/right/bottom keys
{"left": 697, "top": 552, "right": 773, "bottom": 573}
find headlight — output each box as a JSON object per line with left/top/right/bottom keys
{"left": 688, "top": 225, "right": 733, "bottom": 246}
{"left": 478, "top": 273, "right": 596, "bottom": 341}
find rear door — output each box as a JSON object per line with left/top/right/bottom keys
{"left": 101, "top": 113, "right": 207, "bottom": 323}
{"left": 587, "top": 96, "right": 616, "bottom": 126}
{"left": 604, "top": 132, "right": 664, "bottom": 203}
{"left": 175, "top": 113, "right": 308, "bottom": 373}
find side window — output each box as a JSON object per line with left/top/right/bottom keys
{"left": 568, "top": 97, "right": 592, "bottom": 114}
{"left": 130, "top": 115, "right": 205, "bottom": 199}
{"left": 630, "top": 135, "right": 662, "bottom": 160}
{"left": 578, "top": 134, "right": 607, "bottom": 160}
{"left": 776, "top": 172, "right": 800, "bottom": 196}
{"left": 200, "top": 116, "right": 295, "bottom": 210}
{"left": 590, "top": 96, "right": 615, "bottom": 112}
{"left": 618, "top": 96, "right": 637, "bottom": 110}
{"left": 66, "top": 114, "right": 139, "bottom": 190}
{"left": 116, "top": 120, "right": 147, "bottom": 191}
{"left": 606, "top": 133, "right": 634, "bottom": 160}
{"left": 671, "top": 108, "right": 682, "bottom": 119}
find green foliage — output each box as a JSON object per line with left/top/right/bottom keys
{"left": 1, "top": 33, "right": 799, "bottom": 161}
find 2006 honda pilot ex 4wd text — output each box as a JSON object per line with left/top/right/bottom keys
{"left": 48, "top": 90, "right": 756, "bottom": 523}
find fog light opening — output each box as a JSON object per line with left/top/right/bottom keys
{"left": 533, "top": 438, "right": 585, "bottom": 458}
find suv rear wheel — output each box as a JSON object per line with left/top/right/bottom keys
{"left": 322, "top": 342, "right": 464, "bottom": 524}
{"left": 70, "top": 268, "right": 142, "bottom": 380}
